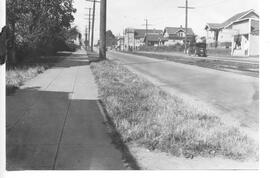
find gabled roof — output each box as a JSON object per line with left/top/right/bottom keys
{"left": 177, "top": 27, "right": 195, "bottom": 35}
{"left": 134, "top": 29, "right": 163, "bottom": 39}
{"left": 205, "top": 23, "right": 222, "bottom": 30}
{"left": 164, "top": 26, "right": 194, "bottom": 36}
{"left": 164, "top": 27, "right": 179, "bottom": 35}
{"left": 144, "top": 34, "right": 166, "bottom": 42}
{"left": 221, "top": 9, "right": 257, "bottom": 28}
{"left": 125, "top": 28, "right": 163, "bottom": 39}
{"left": 206, "top": 9, "right": 259, "bottom": 30}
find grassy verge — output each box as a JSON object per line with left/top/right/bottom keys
{"left": 6, "top": 55, "right": 64, "bottom": 94}
{"left": 90, "top": 60, "right": 257, "bottom": 160}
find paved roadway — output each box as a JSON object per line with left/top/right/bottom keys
{"left": 108, "top": 51, "right": 259, "bottom": 132}
{"left": 136, "top": 51, "right": 259, "bottom": 64}
{"left": 6, "top": 50, "right": 126, "bottom": 170}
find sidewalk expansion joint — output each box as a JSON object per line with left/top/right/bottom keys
{"left": 52, "top": 67, "right": 79, "bottom": 170}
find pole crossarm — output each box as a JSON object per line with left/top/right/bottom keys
{"left": 86, "top": 0, "right": 100, "bottom": 2}
{"left": 178, "top": 6, "right": 195, "bottom": 9}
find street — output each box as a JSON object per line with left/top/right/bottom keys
{"left": 108, "top": 51, "right": 259, "bottom": 132}
{"left": 136, "top": 51, "right": 259, "bottom": 64}
{"left": 6, "top": 50, "right": 126, "bottom": 170}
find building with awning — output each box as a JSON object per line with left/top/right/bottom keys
{"left": 205, "top": 9, "right": 259, "bottom": 51}
{"left": 231, "top": 18, "right": 259, "bottom": 56}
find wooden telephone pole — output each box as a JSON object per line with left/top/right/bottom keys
{"left": 99, "top": 0, "right": 106, "bottom": 59}
{"left": 178, "top": 0, "right": 195, "bottom": 53}
{"left": 85, "top": 26, "right": 88, "bottom": 47}
{"left": 84, "top": 7, "right": 92, "bottom": 49}
{"left": 87, "top": 8, "right": 92, "bottom": 48}
{"left": 142, "top": 18, "right": 153, "bottom": 46}
{"left": 91, "top": 0, "right": 97, "bottom": 52}
{"left": 145, "top": 19, "right": 149, "bottom": 46}
{"left": 86, "top": 0, "right": 99, "bottom": 52}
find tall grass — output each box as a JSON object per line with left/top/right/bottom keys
{"left": 6, "top": 55, "right": 63, "bottom": 92}
{"left": 6, "top": 65, "right": 47, "bottom": 89}
{"left": 90, "top": 60, "right": 257, "bottom": 160}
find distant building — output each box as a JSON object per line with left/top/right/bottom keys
{"left": 116, "top": 36, "right": 124, "bottom": 51}
{"left": 143, "top": 34, "right": 166, "bottom": 46}
{"left": 124, "top": 28, "right": 163, "bottom": 51}
{"left": 205, "top": 9, "right": 259, "bottom": 52}
{"left": 231, "top": 18, "right": 259, "bottom": 56}
{"left": 163, "top": 26, "right": 195, "bottom": 46}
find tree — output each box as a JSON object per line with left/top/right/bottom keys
{"left": 6, "top": 0, "right": 77, "bottom": 63}
{"left": 106, "top": 30, "right": 117, "bottom": 47}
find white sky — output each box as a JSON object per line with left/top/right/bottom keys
{"left": 73, "top": 0, "right": 259, "bottom": 42}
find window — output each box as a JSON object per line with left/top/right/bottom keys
{"left": 178, "top": 31, "right": 184, "bottom": 37}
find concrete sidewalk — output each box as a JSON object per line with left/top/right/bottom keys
{"left": 6, "top": 50, "right": 126, "bottom": 170}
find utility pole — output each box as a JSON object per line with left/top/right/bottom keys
{"left": 178, "top": 0, "right": 195, "bottom": 53}
{"left": 145, "top": 19, "right": 148, "bottom": 46}
{"left": 127, "top": 28, "right": 130, "bottom": 51}
{"left": 0, "top": 0, "right": 6, "bottom": 65}
{"left": 142, "top": 18, "right": 153, "bottom": 46}
{"left": 87, "top": 8, "right": 92, "bottom": 48}
{"left": 122, "top": 29, "right": 125, "bottom": 51}
{"left": 99, "top": 0, "right": 106, "bottom": 59}
{"left": 84, "top": 7, "right": 92, "bottom": 50}
{"left": 85, "top": 26, "right": 88, "bottom": 48}
{"left": 86, "top": 0, "right": 100, "bottom": 52}
{"left": 91, "top": 0, "right": 97, "bottom": 52}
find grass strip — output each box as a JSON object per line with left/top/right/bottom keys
{"left": 90, "top": 60, "right": 257, "bottom": 160}
{"left": 6, "top": 56, "right": 64, "bottom": 93}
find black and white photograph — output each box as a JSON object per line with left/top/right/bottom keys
{"left": 0, "top": 0, "right": 269, "bottom": 175}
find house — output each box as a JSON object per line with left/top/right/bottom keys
{"left": 124, "top": 28, "right": 163, "bottom": 51}
{"left": 231, "top": 18, "right": 259, "bottom": 56}
{"left": 163, "top": 26, "right": 195, "bottom": 46}
{"left": 143, "top": 34, "right": 166, "bottom": 46}
{"left": 205, "top": 9, "right": 259, "bottom": 49}
{"left": 116, "top": 36, "right": 124, "bottom": 51}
